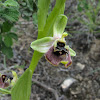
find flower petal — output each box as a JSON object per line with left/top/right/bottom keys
{"left": 65, "top": 45, "right": 76, "bottom": 56}
{"left": 45, "top": 46, "right": 66, "bottom": 66}
{"left": 31, "top": 37, "right": 54, "bottom": 53}
{"left": 53, "top": 15, "right": 68, "bottom": 38}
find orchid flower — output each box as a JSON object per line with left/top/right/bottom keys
{"left": 31, "top": 15, "right": 76, "bottom": 68}
{"left": 0, "top": 71, "right": 18, "bottom": 88}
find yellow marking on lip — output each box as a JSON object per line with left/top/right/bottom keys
{"left": 61, "top": 61, "right": 68, "bottom": 64}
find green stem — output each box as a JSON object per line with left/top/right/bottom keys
{"left": 29, "top": 51, "right": 43, "bottom": 74}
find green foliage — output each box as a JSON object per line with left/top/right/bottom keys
{"left": 1, "top": 44, "right": 13, "bottom": 58}
{"left": 1, "top": 21, "right": 13, "bottom": 32}
{"left": 0, "top": 21, "right": 18, "bottom": 58}
{"left": 3, "top": 0, "right": 19, "bottom": 7}
{"left": 4, "top": 35, "right": 13, "bottom": 47}
{"left": 0, "top": 0, "right": 19, "bottom": 59}
{"left": 11, "top": 68, "right": 32, "bottom": 100}
{"left": 8, "top": 32, "right": 18, "bottom": 41}
{"left": 77, "top": 0, "right": 100, "bottom": 34}
{"left": 0, "top": 6, "right": 19, "bottom": 22}
{"left": 0, "top": 35, "right": 2, "bottom": 43}
{"left": 18, "top": 0, "right": 37, "bottom": 20}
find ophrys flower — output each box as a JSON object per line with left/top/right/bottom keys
{"left": 31, "top": 15, "right": 76, "bottom": 68}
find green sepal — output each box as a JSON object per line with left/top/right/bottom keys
{"left": 0, "top": 88, "right": 11, "bottom": 94}
{"left": 11, "top": 68, "right": 32, "bottom": 100}
{"left": 53, "top": 15, "right": 68, "bottom": 38}
{"left": 66, "top": 46, "right": 76, "bottom": 56}
{"left": 31, "top": 37, "right": 54, "bottom": 53}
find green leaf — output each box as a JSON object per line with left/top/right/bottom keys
{"left": 0, "top": 35, "right": 2, "bottom": 43}
{"left": 38, "top": 0, "right": 50, "bottom": 31}
{"left": 77, "top": 3, "right": 83, "bottom": 12}
{"left": 85, "top": 11, "right": 94, "bottom": 25}
{"left": 96, "top": 0, "right": 100, "bottom": 12}
{"left": 1, "top": 45, "right": 13, "bottom": 58}
{"left": 83, "top": 0, "right": 88, "bottom": 10}
{"left": 3, "top": 0, "right": 19, "bottom": 7}
{"left": 25, "top": 0, "right": 33, "bottom": 11}
{"left": 0, "top": 88, "right": 11, "bottom": 94}
{"left": 0, "top": 7, "right": 20, "bottom": 22}
{"left": 8, "top": 32, "right": 18, "bottom": 41}
{"left": 31, "top": 37, "right": 54, "bottom": 53}
{"left": 33, "top": 13, "right": 38, "bottom": 25}
{"left": 60, "top": 3, "right": 65, "bottom": 14}
{"left": 1, "top": 21, "right": 13, "bottom": 32}
{"left": 38, "top": 0, "right": 66, "bottom": 39}
{"left": 4, "top": 35, "right": 13, "bottom": 47}
{"left": 53, "top": 15, "right": 67, "bottom": 38}
{"left": 11, "top": 68, "right": 32, "bottom": 100}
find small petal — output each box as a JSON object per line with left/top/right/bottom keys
{"left": 53, "top": 15, "right": 68, "bottom": 38}
{"left": 45, "top": 46, "right": 66, "bottom": 66}
{"left": 31, "top": 37, "right": 54, "bottom": 53}
{"left": 61, "top": 32, "right": 68, "bottom": 39}
{"left": 65, "top": 46, "right": 76, "bottom": 56}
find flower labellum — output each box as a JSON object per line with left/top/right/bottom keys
{"left": 31, "top": 15, "right": 76, "bottom": 68}
{"left": 45, "top": 36, "right": 73, "bottom": 68}
{"left": 0, "top": 75, "right": 10, "bottom": 88}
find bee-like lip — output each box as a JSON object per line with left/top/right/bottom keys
{"left": 55, "top": 41, "right": 69, "bottom": 55}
